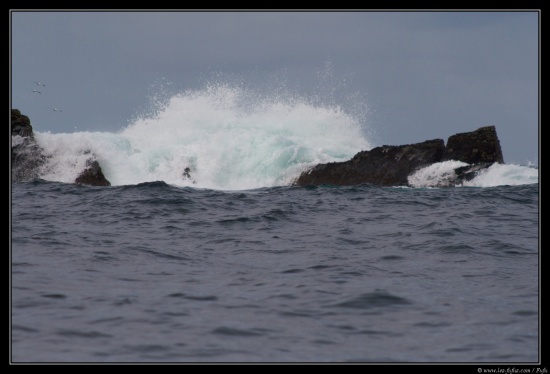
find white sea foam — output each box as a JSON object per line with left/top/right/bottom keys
{"left": 407, "top": 160, "right": 470, "bottom": 188}
{"left": 462, "top": 162, "right": 539, "bottom": 187}
{"left": 408, "top": 160, "right": 538, "bottom": 188}
{"left": 33, "top": 83, "right": 372, "bottom": 190}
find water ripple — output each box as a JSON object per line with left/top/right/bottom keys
{"left": 332, "top": 291, "right": 411, "bottom": 310}
{"left": 211, "top": 327, "right": 265, "bottom": 337}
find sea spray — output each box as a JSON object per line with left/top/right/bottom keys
{"left": 34, "top": 131, "right": 116, "bottom": 184}
{"left": 27, "top": 80, "right": 538, "bottom": 190}
{"left": 33, "top": 83, "right": 372, "bottom": 190}
{"left": 407, "top": 160, "right": 538, "bottom": 188}
{"left": 407, "top": 160, "right": 470, "bottom": 188}
{"left": 462, "top": 163, "right": 539, "bottom": 187}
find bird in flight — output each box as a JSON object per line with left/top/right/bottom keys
{"left": 51, "top": 107, "right": 62, "bottom": 112}
{"left": 31, "top": 89, "right": 42, "bottom": 94}
{"left": 33, "top": 81, "right": 46, "bottom": 87}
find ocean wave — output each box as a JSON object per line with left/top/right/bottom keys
{"left": 33, "top": 83, "right": 371, "bottom": 190}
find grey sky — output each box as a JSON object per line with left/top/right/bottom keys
{"left": 10, "top": 10, "right": 539, "bottom": 165}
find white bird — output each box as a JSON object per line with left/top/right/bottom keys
{"left": 51, "top": 107, "right": 62, "bottom": 112}
{"left": 31, "top": 89, "right": 42, "bottom": 94}
{"left": 33, "top": 81, "right": 46, "bottom": 87}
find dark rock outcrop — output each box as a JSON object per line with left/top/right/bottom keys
{"left": 11, "top": 109, "right": 47, "bottom": 182}
{"left": 75, "top": 159, "right": 111, "bottom": 187}
{"left": 11, "top": 109, "right": 34, "bottom": 138}
{"left": 11, "top": 108, "right": 111, "bottom": 186}
{"left": 294, "top": 126, "right": 504, "bottom": 187}
{"left": 295, "top": 139, "right": 445, "bottom": 187}
{"left": 442, "top": 126, "right": 504, "bottom": 164}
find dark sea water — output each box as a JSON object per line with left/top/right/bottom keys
{"left": 11, "top": 180, "right": 539, "bottom": 363}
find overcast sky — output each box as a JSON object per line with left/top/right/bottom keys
{"left": 10, "top": 10, "right": 539, "bottom": 165}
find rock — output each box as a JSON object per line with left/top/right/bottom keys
{"left": 294, "top": 139, "right": 445, "bottom": 187}
{"left": 75, "top": 159, "right": 111, "bottom": 186}
{"left": 442, "top": 125, "right": 504, "bottom": 164}
{"left": 453, "top": 162, "right": 494, "bottom": 184}
{"left": 183, "top": 167, "right": 192, "bottom": 179}
{"left": 11, "top": 109, "right": 34, "bottom": 138}
{"left": 11, "top": 108, "right": 111, "bottom": 186}
{"left": 11, "top": 109, "right": 47, "bottom": 182}
{"left": 182, "top": 167, "right": 196, "bottom": 184}
{"left": 294, "top": 126, "right": 505, "bottom": 187}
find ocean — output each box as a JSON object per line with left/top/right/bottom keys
{"left": 11, "top": 85, "right": 539, "bottom": 363}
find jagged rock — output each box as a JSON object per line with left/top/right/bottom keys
{"left": 11, "top": 109, "right": 34, "bottom": 138}
{"left": 294, "top": 139, "right": 445, "bottom": 187}
{"left": 75, "top": 159, "right": 111, "bottom": 186}
{"left": 11, "top": 109, "right": 47, "bottom": 182}
{"left": 294, "top": 126, "right": 505, "bottom": 187}
{"left": 11, "top": 108, "right": 111, "bottom": 186}
{"left": 442, "top": 126, "right": 504, "bottom": 164}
